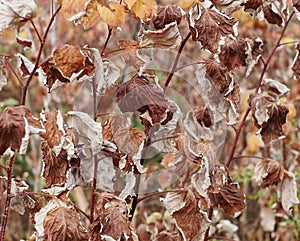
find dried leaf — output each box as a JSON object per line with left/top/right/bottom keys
{"left": 0, "top": 56, "right": 7, "bottom": 91}
{"left": 262, "top": 4, "right": 283, "bottom": 26}
{"left": 152, "top": 5, "right": 184, "bottom": 29}
{"left": 0, "top": 106, "right": 44, "bottom": 155}
{"left": 248, "top": 93, "right": 289, "bottom": 144}
{"left": 67, "top": 111, "right": 103, "bottom": 154}
{"left": 44, "top": 206, "right": 88, "bottom": 241}
{"left": 189, "top": 5, "right": 238, "bottom": 52}
{"left": 253, "top": 158, "right": 285, "bottom": 188}
{"left": 79, "top": 0, "right": 100, "bottom": 28}
{"left": 139, "top": 22, "right": 182, "bottom": 49}
{"left": 262, "top": 78, "right": 290, "bottom": 98}
{"left": 125, "top": 0, "right": 157, "bottom": 20}
{"left": 41, "top": 141, "right": 69, "bottom": 188}
{"left": 89, "top": 193, "right": 135, "bottom": 241}
{"left": 243, "top": 0, "right": 262, "bottom": 12}
{"left": 15, "top": 53, "right": 34, "bottom": 77}
{"left": 0, "top": 0, "right": 37, "bottom": 34}
{"left": 293, "top": 0, "right": 300, "bottom": 11}
{"left": 97, "top": 3, "right": 126, "bottom": 29}
{"left": 211, "top": 0, "right": 246, "bottom": 15}
{"left": 277, "top": 171, "right": 300, "bottom": 215}
{"left": 260, "top": 207, "right": 275, "bottom": 232}
{"left": 116, "top": 74, "right": 168, "bottom": 124}
{"left": 161, "top": 189, "right": 211, "bottom": 240}
{"left": 59, "top": 0, "right": 88, "bottom": 21}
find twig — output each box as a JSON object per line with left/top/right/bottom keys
{"left": 5, "top": 58, "right": 24, "bottom": 87}
{"left": 0, "top": 155, "right": 15, "bottom": 241}
{"left": 101, "top": 28, "right": 113, "bottom": 56}
{"left": 0, "top": 163, "right": 7, "bottom": 172}
{"left": 102, "top": 47, "right": 126, "bottom": 56}
{"left": 232, "top": 155, "right": 264, "bottom": 160}
{"left": 20, "top": 6, "right": 61, "bottom": 105}
{"left": 174, "top": 61, "right": 206, "bottom": 72}
{"left": 30, "top": 19, "right": 42, "bottom": 43}
{"left": 225, "top": 11, "right": 295, "bottom": 169}
{"left": 164, "top": 31, "right": 192, "bottom": 88}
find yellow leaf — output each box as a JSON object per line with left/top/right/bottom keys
{"left": 247, "top": 133, "right": 260, "bottom": 153}
{"left": 80, "top": 0, "right": 100, "bottom": 29}
{"left": 177, "top": 0, "right": 196, "bottom": 11}
{"left": 125, "top": 0, "right": 157, "bottom": 20}
{"left": 97, "top": 3, "right": 126, "bottom": 29}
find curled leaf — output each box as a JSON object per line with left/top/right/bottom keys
{"left": 211, "top": 0, "right": 246, "bottom": 15}
{"left": 253, "top": 158, "right": 285, "bottom": 188}
{"left": 248, "top": 93, "right": 289, "bottom": 144}
{"left": 0, "top": 0, "right": 37, "bottom": 34}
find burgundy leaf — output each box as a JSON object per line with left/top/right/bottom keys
{"left": 152, "top": 5, "right": 184, "bottom": 29}
{"left": 263, "top": 5, "right": 282, "bottom": 26}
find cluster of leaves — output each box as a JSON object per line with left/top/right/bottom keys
{"left": 0, "top": 0, "right": 300, "bottom": 241}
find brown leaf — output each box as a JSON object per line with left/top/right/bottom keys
{"left": 16, "top": 37, "right": 32, "bottom": 48}
{"left": 89, "top": 193, "right": 134, "bottom": 240}
{"left": 116, "top": 74, "right": 169, "bottom": 124}
{"left": 44, "top": 206, "right": 89, "bottom": 241}
{"left": 97, "top": 3, "right": 126, "bottom": 29}
{"left": 208, "top": 182, "right": 246, "bottom": 217}
{"left": 117, "top": 40, "right": 145, "bottom": 70}
{"left": 190, "top": 5, "right": 238, "bottom": 52}
{"left": 262, "top": 5, "right": 282, "bottom": 26}
{"left": 40, "top": 110, "right": 64, "bottom": 148}
{"left": 59, "top": 0, "right": 88, "bottom": 21}
{"left": 125, "top": 0, "right": 157, "bottom": 20}
{"left": 53, "top": 45, "right": 86, "bottom": 78}
{"left": 253, "top": 158, "right": 285, "bottom": 188}
{"left": 248, "top": 93, "right": 289, "bottom": 144}
{"left": 0, "top": 106, "right": 44, "bottom": 155}
{"left": 156, "top": 230, "right": 183, "bottom": 241}
{"left": 152, "top": 5, "right": 184, "bottom": 29}
{"left": 139, "top": 22, "right": 182, "bottom": 49}
{"left": 194, "top": 105, "right": 213, "bottom": 128}
{"left": 41, "top": 141, "right": 69, "bottom": 188}
{"left": 211, "top": 0, "right": 245, "bottom": 15}
{"left": 219, "top": 38, "right": 248, "bottom": 70}
{"left": 293, "top": 0, "right": 300, "bottom": 11}
{"left": 79, "top": 0, "right": 100, "bottom": 28}
{"left": 243, "top": 0, "right": 262, "bottom": 12}
{"left": 162, "top": 189, "right": 211, "bottom": 240}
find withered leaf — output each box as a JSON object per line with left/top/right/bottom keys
{"left": 15, "top": 53, "right": 34, "bottom": 77}
{"left": 293, "top": 0, "right": 300, "bottom": 11}
{"left": 253, "top": 158, "right": 285, "bottom": 188}
{"left": 277, "top": 171, "right": 300, "bottom": 215}
{"left": 208, "top": 182, "right": 246, "bottom": 217}
{"left": 125, "top": 0, "right": 157, "bottom": 20}
{"left": 194, "top": 105, "right": 213, "bottom": 128}
{"left": 79, "top": 0, "right": 100, "bottom": 28}
{"left": 262, "top": 5, "right": 282, "bottom": 26}
{"left": 152, "top": 5, "right": 184, "bottom": 29}
{"left": 211, "top": 0, "right": 246, "bottom": 15}
{"left": 116, "top": 74, "right": 168, "bottom": 124}
{"left": 0, "top": 0, "right": 37, "bottom": 34}
{"left": 59, "top": 0, "right": 88, "bottom": 21}
{"left": 243, "top": 0, "right": 262, "bottom": 12}
{"left": 0, "top": 56, "right": 7, "bottom": 91}
{"left": 44, "top": 206, "right": 89, "bottom": 241}
{"left": 40, "top": 110, "right": 64, "bottom": 148}
{"left": 41, "top": 141, "right": 69, "bottom": 188}
{"left": 162, "top": 189, "right": 211, "bottom": 240}
{"left": 97, "top": 3, "right": 126, "bottom": 29}
{"left": 89, "top": 193, "right": 134, "bottom": 240}
{"left": 189, "top": 5, "right": 238, "bottom": 52}
{"left": 139, "top": 22, "right": 182, "bottom": 49}
{"left": 248, "top": 93, "right": 289, "bottom": 144}
{"left": 0, "top": 106, "right": 44, "bottom": 155}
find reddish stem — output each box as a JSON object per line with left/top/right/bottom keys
{"left": 101, "top": 28, "right": 113, "bottom": 56}
{"left": 164, "top": 31, "right": 192, "bottom": 87}
{"left": 0, "top": 155, "right": 15, "bottom": 241}
{"left": 5, "top": 58, "right": 23, "bottom": 87}
{"left": 30, "top": 19, "right": 42, "bottom": 43}
{"left": 225, "top": 11, "right": 295, "bottom": 169}
{"left": 102, "top": 47, "right": 126, "bottom": 56}
{"left": 20, "top": 6, "right": 61, "bottom": 105}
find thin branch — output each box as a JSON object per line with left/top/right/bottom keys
{"left": 277, "top": 40, "right": 300, "bottom": 47}
{"left": 30, "top": 19, "right": 42, "bottom": 43}
{"left": 0, "top": 163, "right": 7, "bottom": 172}
{"left": 0, "top": 155, "right": 15, "bottom": 241}
{"left": 232, "top": 155, "right": 264, "bottom": 160}
{"left": 102, "top": 47, "right": 126, "bottom": 56}
{"left": 174, "top": 61, "right": 206, "bottom": 72}
{"left": 21, "top": 6, "right": 61, "bottom": 105}
{"left": 74, "top": 205, "right": 90, "bottom": 220}
{"left": 225, "top": 11, "right": 295, "bottom": 169}
{"left": 208, "top": 236, "right": 237, "bottom": 241}
{"left": 5, "top": 58, "right": 23, "bottom": 87}
{"left": 101, "top": 28, "right": 113, "bottom": 56}
{"left": 164, "top": 31, "right": 192, "bottom": 88}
